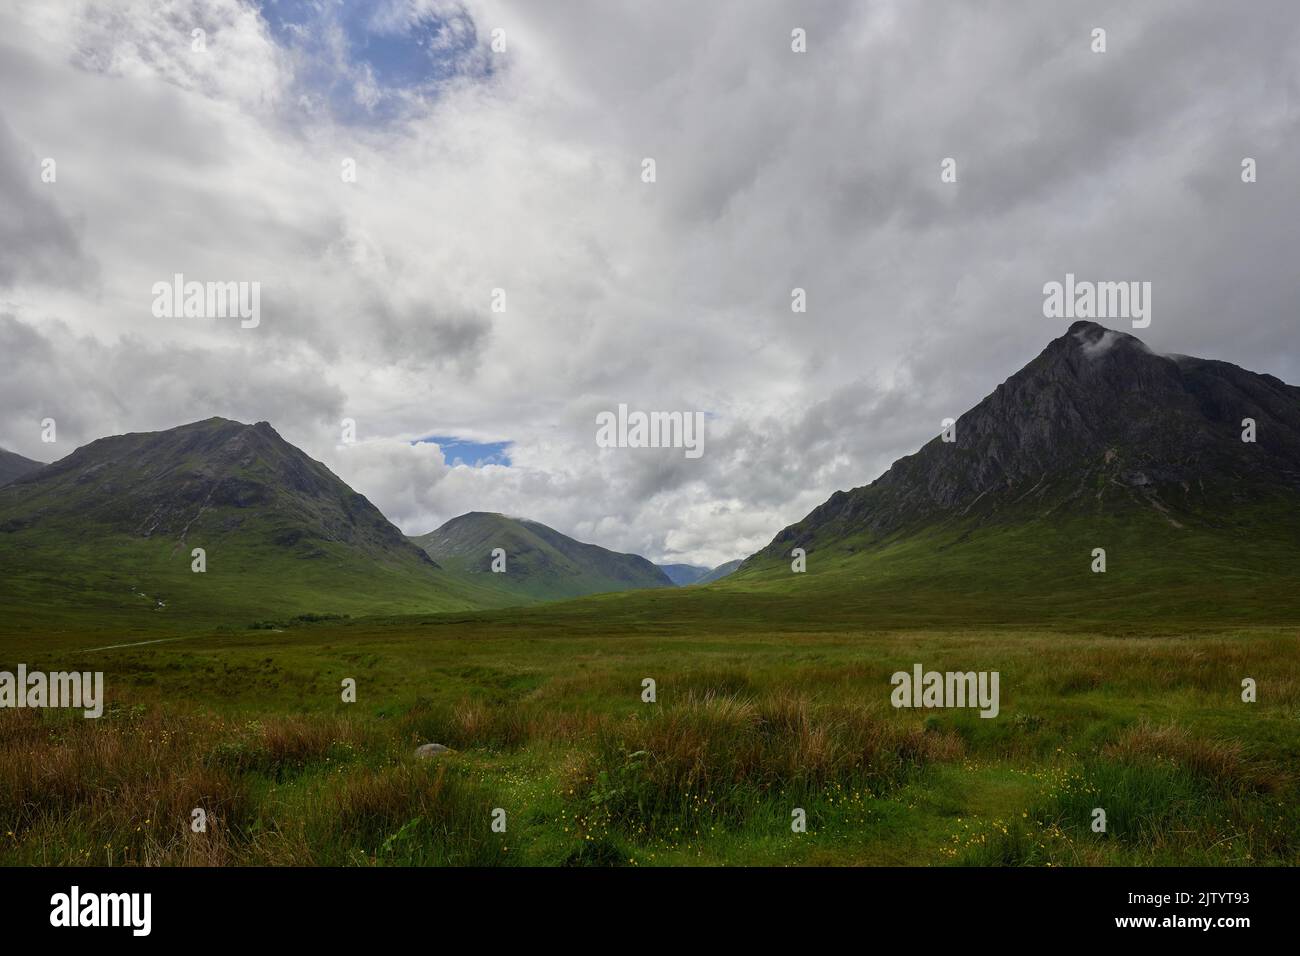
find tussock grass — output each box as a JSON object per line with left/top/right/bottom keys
{"left": 0, "top": 707, "right": 253, "bottom": 865}
{"left": 1104, "top": 721, "right": 1288, "bottom": 794}
{"left": 0, "top": 707, "right": 500, "bottom": 865}
{"left": 2, "top": 621, "right": 1297, "bottom": 866}
{"left": 395, "top": 698, "right": 603, "bottom": 751}
{"left": 574, "top": 692, "right": 963, "bottom": 838}
{"left": 954, "top": 724, "right": 1297, "bottom": 866}
{"left": 281, "top": 762, "right": 506, "bottom": 866}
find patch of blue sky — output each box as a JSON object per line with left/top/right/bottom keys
{"left": 254, "top": 0, "right": 492, "bottom": 123}
{"left": 415, "top": 435, "right": 512, "bottom": 468}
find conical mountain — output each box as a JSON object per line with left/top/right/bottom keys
{"left": 734, "top": 322, "right": 1300, "bottom": 626}
{"left": 0, "top": 418, "right": 508, "bottom": 629}
{"left": 753, "top": 321, "right": 1300, "bottom": 559}
{"left": 411, "top": 511, "right": 672, "bottom": 601}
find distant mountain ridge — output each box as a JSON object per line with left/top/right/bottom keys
{"left": 0, "top": 448, "right": 43, "bottom": 487}
{"left": 695, "top": 559, "right": 742, "bottom": 584}
{"left": 412, "top": 512, "right": 673, "bottom": 601}
{"left": 657, "top": 561, "right": 743, "bottom": 586}
{"left": 658, "top": 563, "right": 710, "bottom": 585}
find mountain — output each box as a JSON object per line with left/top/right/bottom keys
{"left": 658, "top": 563, "right": 710, "bottom": 586}
{"left": 412, "top": 512, "right": 674, "bottom": 601}
{"left": 0, "top": 448, "right": 43, "bottom": 487}
{"left": 695, "top": 559, "right": 742, "bottom": 584}
{"left": 730, "top": 321, "right": 1300, "bottom": 626}
{"left": 0, "top": 418, "right": 510, "bottom": 631}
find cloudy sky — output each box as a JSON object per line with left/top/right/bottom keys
{"left": 1, "top": 0, "right": 1297, "bottom": 567}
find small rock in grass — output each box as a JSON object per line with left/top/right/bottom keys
{"left": 415, "top": 743, "right": 450, "bottom": 758}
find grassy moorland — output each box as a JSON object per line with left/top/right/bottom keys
{"left": 1, "top": 607, "right": 1297, "bottom": 865}
{"left": 0, "top": 534, "right": 530, "bottom": 637}
{"left": 2, "top": 498, "right": 1297, "bottom": 867}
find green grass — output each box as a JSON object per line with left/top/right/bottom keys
{"left": 1, "top": 492, "right": 1297, "bottom": 866}
{"left": 1, "top": 611, "right": 1295, "bottom": 866}
{"left": 0, "top": 533, "right": 524, "bottom": 636}
{"left": 717, "top": 500, "right": 1300, "bottom": 629}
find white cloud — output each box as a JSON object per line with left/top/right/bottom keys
{"left": 1, "top": 0, "right": 1298, "bottom": 565}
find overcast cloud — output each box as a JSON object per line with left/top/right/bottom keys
{"left": 1, "top": 0, "right": 1297, "bottom": 567}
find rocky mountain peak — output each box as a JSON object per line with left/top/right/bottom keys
{"left": 753, "top": 324, "right": 1300, "bottom": 560}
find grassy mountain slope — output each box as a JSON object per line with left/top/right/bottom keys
{"left": 0, "top": 418, "right": 514, "bottom": 633}
{"left": 411, "top": 511, "right": 673, "bottom": 602}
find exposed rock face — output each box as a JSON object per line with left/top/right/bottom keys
{"left": 753, "top": 322, "right": 1300, "bottom": 559}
